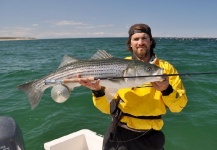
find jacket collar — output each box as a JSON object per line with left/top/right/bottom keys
{"left": 132, "top": 54, "right": 159, "bottom": 65}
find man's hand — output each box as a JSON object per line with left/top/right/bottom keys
{"left": 77, "top": 75, "right": 101, "bottom": 91}
{"left": 151, "top": 76, "right": 169, "bottom": 91}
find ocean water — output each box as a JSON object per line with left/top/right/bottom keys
{"left": 0, "top": 37, "right": 217, "bottom": 150}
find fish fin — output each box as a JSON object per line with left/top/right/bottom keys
{"left": 17, "top": 80, "right": 43, "bottom": 109}
{"left": 91, "top": 50, "right": 113, "bottom": 60}
{"left": 58, "top": 55, "right": 78, "bottom": 68}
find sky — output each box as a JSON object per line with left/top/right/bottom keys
{"left": 1, "top": 0, "right": 217, "bottom": 39}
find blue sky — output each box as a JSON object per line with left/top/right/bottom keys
{"left": 1, "top": 0, "right": 217, "bottom": 39}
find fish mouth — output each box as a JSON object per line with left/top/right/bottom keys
{"left": 152, "top": 68, "right": 164, "bottom": 80}
{"left": 153, "top": 68, "right": 164, "bottom": 76}
{"left": 160, "top": 68, "right": 164, "bottom": 75}
{"left": 159, "top": 68, "right": 165, "bottom": 80}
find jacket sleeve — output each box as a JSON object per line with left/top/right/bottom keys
{"left": 92, "top": 94, "right": 110, "bottom": 114}
{"left": 161, "top": 62, "right": 188, "bottom": 112}
{"left": 92, "top": 87, "right": 121, "bottom": 114}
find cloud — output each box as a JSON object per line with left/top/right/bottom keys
{"left": 97, "top": 24, "right": 113, "bottom": 28}
{"left": 45, "top": 20, "right": 83, "bottom": 26}
{"left": 76, "top": 24, "right": 113, "bottom": 29}
{"left": 76, "top": 26, "right": 95, "bottom": 29}
{"left": 93, "top": 32, "right": 105, "bottom": 35}
{"left": 0, "top": 21, "right": 123, "bottom": 38}
{"left": 32, "top": 24, "right": 39, "bottom": 27}
{"left": 0, "top": 27, "right": 35, "bottom": 37}
{"left": 45, "top": 20, "right": 114, "bottom": 30}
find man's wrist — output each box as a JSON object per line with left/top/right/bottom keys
{"left": 161, "top": 84, "right": 173, "bottom": 96}
{"left": 92, "top": 86, "right": 105, "bottom": 97}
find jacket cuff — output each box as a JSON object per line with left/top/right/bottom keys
{"left": 161, "top": 84, "right": 173, "bottom": 96}
{"left": 92, "top": 86, "right": 105, "bottom": 97}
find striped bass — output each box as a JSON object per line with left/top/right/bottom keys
{"left": 18, "top": 50, "right": 164, "bottom": 109}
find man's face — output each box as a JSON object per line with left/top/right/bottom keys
{"left": 130, "top": 32, "right": 152, "bottom": 61}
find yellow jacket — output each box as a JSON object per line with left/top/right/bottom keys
{"left": 92, "top": 56, "right": 188, "bottom": 130}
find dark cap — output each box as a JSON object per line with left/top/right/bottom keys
{"left": 128, "top": 23, "right": 152, "bottom": 39}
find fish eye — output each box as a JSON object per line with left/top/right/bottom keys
{"left": 146, "top": 67, "right": 152, "bottom": 72}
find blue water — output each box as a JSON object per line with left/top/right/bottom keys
{"left": 0, "top": 37, "right": 217, "bottom": 150}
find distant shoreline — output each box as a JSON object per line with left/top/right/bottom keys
{"left": 0, "top": 37, "right": 36, "bottom": 41}
{"left": 0, "top": 37, "right": 216, "bottom": 41}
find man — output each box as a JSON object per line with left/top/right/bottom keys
{"left": 78, "top": 23, "right": 188, "bottom": 150}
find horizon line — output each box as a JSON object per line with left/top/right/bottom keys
{"left": 0, "top": 36, "right": 217, "bottom": 41}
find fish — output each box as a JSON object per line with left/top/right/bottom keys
{"left": 17, "top": 50, "right": 164, "bottom": 109}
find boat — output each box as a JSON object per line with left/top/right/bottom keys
{"left": 0, "top": 116, "right": 103, "bottom": 150}
{"left": 44, "top": 129, "right": 103, "bottom": 150}
{"left": 0, "top": 116, "right": 25, "bottom": 150}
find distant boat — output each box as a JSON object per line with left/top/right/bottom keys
{"left": 44, "top": 129, "right": 103, "bottom": 150}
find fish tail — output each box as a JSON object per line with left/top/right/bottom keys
{"left": 17, "top": 80, "right": 43, "bottom": 109}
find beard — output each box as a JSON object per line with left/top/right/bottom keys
{"left": 134, "top": 48, "right": 150, "bottom": 61}
{"left": 136, "top": 50, "right": 146, "bottom": 59}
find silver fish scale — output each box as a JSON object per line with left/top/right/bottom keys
{"left": 44, "top": 58, "right": 132, "bottom": 81}
{"left": 36, "top": 58, "right": 132, "bottom": 92}
{"left": 72, "top": 59, "right": 128, "bottom": 78}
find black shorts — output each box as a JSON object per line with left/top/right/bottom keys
{"left": 103, "top": 125, "right": 165, "bottom": 150}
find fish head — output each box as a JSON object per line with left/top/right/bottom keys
{"left": 124, "top": 61, "right": 164, "bottom": 85}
